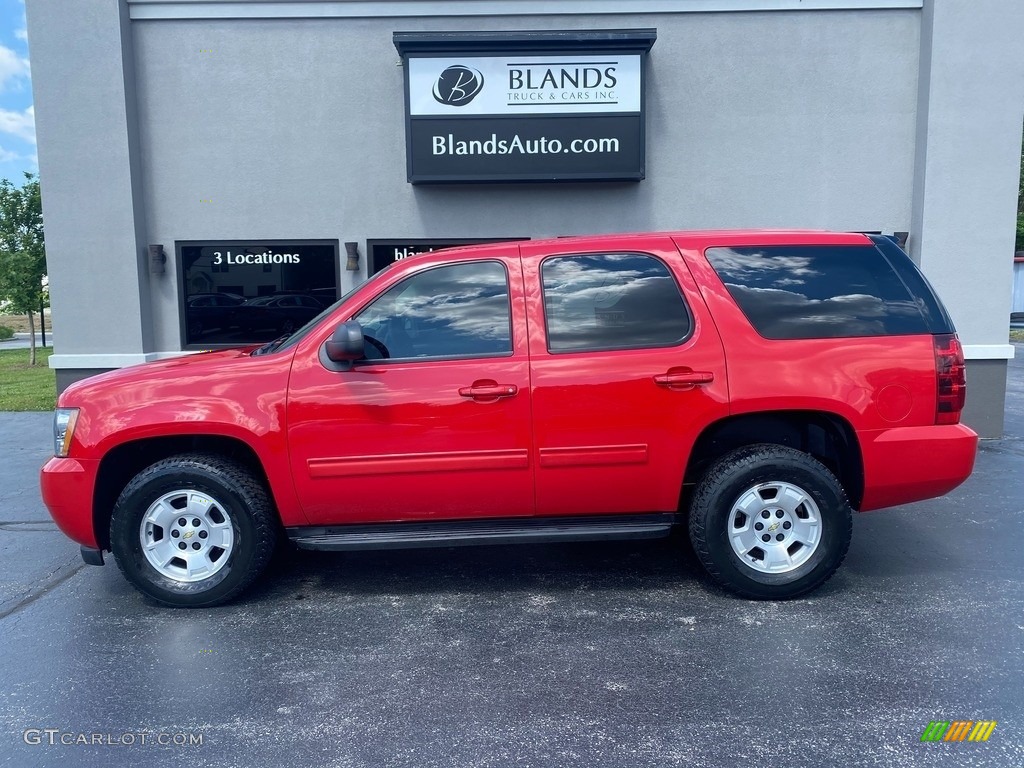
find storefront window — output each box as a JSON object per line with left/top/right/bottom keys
{"left": 178, "top": 240, "right": 339, "bottom": 347}
{"left": 366, "top": 238, "right": 526, "bottom": 275}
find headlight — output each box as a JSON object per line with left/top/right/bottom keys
{"left": 53, "top": 408, "right": 79, "bottom": 457}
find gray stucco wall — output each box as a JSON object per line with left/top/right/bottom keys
{"left": 26, "top": 0, "right": 1024, "bottom": 436}
{"left": 907, "top": 0, "right": 1024, "bottom": 437}
{"left": 25, "top": 0, "right": 154, "bottom": 364}
{"left": 910, "top": 0, "right": 1024, "bottom": 348}
{"left": 132, "top": 10, "right": 920, "bottom": 353}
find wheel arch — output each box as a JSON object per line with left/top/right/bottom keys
{"left": 92, "top": 435, "right": 273, "bottom": 551}
{"left": 682, "top": 410, "right": 864, "bottom": 512}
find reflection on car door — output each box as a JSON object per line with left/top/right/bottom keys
{"left": 286, "top": 251, "right": 535, "bottom": 524}
{"left": 521, "top": 236, "right": 730, "bottom": 516}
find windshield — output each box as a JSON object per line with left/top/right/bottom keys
{"left": 253, "top": 264, "right": 398, "bottom": 356}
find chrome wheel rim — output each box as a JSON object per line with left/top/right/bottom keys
{"left": 728, "top": 481, "right": 822, "bottom": 574}
{"left": 139, "top": 490, "right": 234, "bottom": 582}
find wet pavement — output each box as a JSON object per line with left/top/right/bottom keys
{"left": 0, "top": 348, "right": 1022, "bottom": 767}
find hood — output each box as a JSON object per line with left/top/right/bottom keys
{"left": 58, "top": 347, "right": 278, "bottom": 407}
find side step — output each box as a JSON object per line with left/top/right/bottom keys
{"left": 286, "top": 514, "right": 678, "bottom": 552}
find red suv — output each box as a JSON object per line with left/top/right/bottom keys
{"left": 40, "top": 231, "right": 977, "bottom": 606}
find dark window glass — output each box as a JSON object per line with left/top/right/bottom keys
{"left": 705, "top": 245, "right": 930, "bottom": 340}
{"left": 542, "top": 253, "right": 691, "bottom": 352}
{"left": 355, "top": 261, "right": 511, "bottom": 360}
{"left": 869, "top": 235, "right": 955, "bottom": 334}
{"left": 180, "top": 241, "right": 338, "bottom": 347}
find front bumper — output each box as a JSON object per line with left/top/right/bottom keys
{"left": 40, "top": 456, "right": 101, "bottom": 549}
{"left": 859, "top": 423, "right": 978, "bottom": 511}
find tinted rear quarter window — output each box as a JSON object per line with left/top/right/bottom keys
{"left": 705, "top": 245, "right": 930, "bottom": 339}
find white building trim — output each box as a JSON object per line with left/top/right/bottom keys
{"left": 127, "top": 0, "right": 923, "bottom": 21}
{"left": 48, "top": 352, "right": 197, "bottom": 370}
{"left": 962, "top": 344, "right": 1016, "bottom": 361}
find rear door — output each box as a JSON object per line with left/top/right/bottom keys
{"left": 521, "top": 235, "right": 730, "bottom": 516}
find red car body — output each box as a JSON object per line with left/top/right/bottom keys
{"left": 40, "top": 231, "right": 977, "bottom": 602}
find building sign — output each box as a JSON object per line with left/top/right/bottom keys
{"left": 394, "top": 30, "right": 657, "bottom": 184}
{"left": 367, "top": 238, "right": 527, "bottom": 275}
{"left": 177, "top": 240, "right": 339, "bottom": 348}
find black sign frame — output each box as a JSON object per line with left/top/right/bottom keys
{"left": 394, "top": 30, "right": 657, "bottom": 185}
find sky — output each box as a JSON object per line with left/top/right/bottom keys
{"left": 0, "top": 0, "right": 34, "bottom": 185}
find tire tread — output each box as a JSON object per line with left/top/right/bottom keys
{"left": 688, "top": 444, "right": 852, "bottom": 599}
{"left": 110, "top": 453, "right": 278, "bottom": 607}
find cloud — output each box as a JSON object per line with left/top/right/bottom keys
{"left": 15, "top": 2, "right": 28, "bottom": 42}
{"left": 0, "top": 105, "right": 35, "bottom": 144}
{"left": 0, "top": 146, "right": 21, "bottom": 162}
{"left": 0, "top": 44, "right": 30, "bottom": 90}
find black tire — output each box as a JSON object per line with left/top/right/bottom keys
{"left": 688, "top": 444, "right": 852, "bottom": 599}
{"left": 110, "top": 454, "right": 279, "bottom": 607}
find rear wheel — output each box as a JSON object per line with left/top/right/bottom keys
{"left": 688, "top": 444, "right": 852, "bottom": 599}
{"left": 110, "top": 454, "right": 278, "bottom": 607}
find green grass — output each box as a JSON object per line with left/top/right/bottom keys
{"left": 0, "top": 347, "right": 56, "bottom": 411}
{"left": 1011, "top": 329, "right": 1024, "bottom": 342}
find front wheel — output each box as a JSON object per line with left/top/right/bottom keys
{"left": 688, "top": 444, "right": 852, "bottom": 599}
{"left": 110, "top": 454, "right": 279, "bottom": 607}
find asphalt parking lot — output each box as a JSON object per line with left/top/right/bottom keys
{"left": 1, "top": 349, "right": 1022, "bottom": 768}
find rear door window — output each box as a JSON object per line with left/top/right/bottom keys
{"left": 705, "top": 245, "right": 929, "bottom": 339}
{"left": 541, "top": 253, "right": 691, "bottom": 352}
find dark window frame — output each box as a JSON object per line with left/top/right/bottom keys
{"left": 352, "top": 259, "right": 515, "bottom": 365}
{"left": 539, "top": 251, "right": 694, "bottom": 354}
{"left": 176, "top": 239, "right": 340, "bottom": 350}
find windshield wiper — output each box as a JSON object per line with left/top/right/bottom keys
{"left": 251, "top": 334, "right": 290, "bottom": 356}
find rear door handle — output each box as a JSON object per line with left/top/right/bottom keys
{"left": 459, "top": 381, "right": 519, "bottom": 401}
{"left": 653, "top": 369, "right": 715, "bottom": 390}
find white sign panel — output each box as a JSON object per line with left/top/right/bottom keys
{"left": 408, "top": 54, "right": 642, "bottom": 116}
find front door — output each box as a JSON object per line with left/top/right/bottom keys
{"left": 521, "top": 237, "right": 729, "bottom": 517}
{"left": 286, "top": 253, "right": 534, "bottom": 525}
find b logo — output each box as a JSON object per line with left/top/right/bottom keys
{"left": 433, "top": 65, "right": 484, "bottom": 106}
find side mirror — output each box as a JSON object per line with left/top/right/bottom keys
{"left": 323, "top": 320, "right": 365, "bottom": 367}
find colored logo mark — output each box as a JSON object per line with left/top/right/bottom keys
{"left": 920, "top": 720, "right": 997, "bottom": 742}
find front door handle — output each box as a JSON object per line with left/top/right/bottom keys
{"left": 459, "top": 381, "right": 519, "bottom": 401}
{"left": 653, "top": 368, "right": 715, "bottom": 390}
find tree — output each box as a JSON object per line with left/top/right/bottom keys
{"left": 0, "top": 173, "right": 46, "bottom": 365}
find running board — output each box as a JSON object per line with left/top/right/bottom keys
{"left": 286, "top": 514, "right": 678, "bottom": 552}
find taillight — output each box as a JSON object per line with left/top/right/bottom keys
{"left": 934, "top": 333, "right": 966, "bottom": 424}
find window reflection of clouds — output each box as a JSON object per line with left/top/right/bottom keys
{"left": 707, "top": 247, "right": 928, "bottom": 340}
{"left": 357, "top": 262, "right": 511, "bottom": 357}
{"left": 708, "top": 250, "right": 821, "bottom": 289}
{"left": 543, "top": 254, "right": 690, "bottom": 352}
